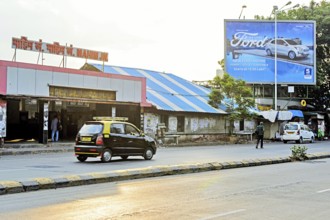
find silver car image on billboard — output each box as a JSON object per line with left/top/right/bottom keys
{"left": 265, "top": 38, "right": 310, "bottom": 60}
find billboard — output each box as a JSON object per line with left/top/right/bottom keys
{"left": 224, "top": 20, "right": 316, "bottom": 85}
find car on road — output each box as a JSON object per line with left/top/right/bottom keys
{"left": 265, "top": 38, "right": 310, "bottom": 60}
{"left": 74, "top": 117, "right": 157, "bottom": 162}
{"left": 282, "top": 122, "right": 315, "bottom": 144}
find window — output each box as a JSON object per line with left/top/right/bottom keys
{"left": 177, "top": 116, "right": 185, "bottom": 132}
{"left": 160, "top": 115, "right": 169, "bottom": 132}
{"left": 239, "top": 120, "right": 244, "bottom": 131}
{"left": 110, "top": 123, "right": 124, "bottom": 134}
{"left": 254, "top": 85, "right": 273, "bottom": 98}
{"left": 125, "top": 124, "right": 139, "bottom": 135}
{"left": 285, "top": 124, "right": 298, "bottom": 130}
{"left": 80, "top": 124, "right": 103, "bottom": 133}
{"left": 278, "top": 86, "right": 287, "bottom": 98}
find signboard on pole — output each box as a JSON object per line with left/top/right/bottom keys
{"left": 224, "top": 20, "right": 316, "bottom": 85}
{"left": 0, "top": 100, "right": 7, "bottom": 138}
{"left": 43, "top": 103, "right": 49, "bottom": 131}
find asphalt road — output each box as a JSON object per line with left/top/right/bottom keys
{"left": 1, "top": 141, "right": 329, "bottom": 182}
{"left": 0, "top": 157, "right": 329, "bottom": 220}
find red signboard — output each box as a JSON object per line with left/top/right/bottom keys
{"left": 12, "top": 36, "right": 108, "bottom": 62}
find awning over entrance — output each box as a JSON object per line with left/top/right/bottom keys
{"left": 304, "top": 112, "right": 325, "bottom": 120}
{"left": 0, "top": 94, "right": 140, "bottom": 106}
{"left": 255, "top": 109, "right": 303, "bottom": 122}
{"left": 288, "top": 110, "right": 304, "bottom": 118}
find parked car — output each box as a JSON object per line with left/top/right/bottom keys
{"left": 74, "top": 117, "right": 157, "bottom": 162}
{"left": 282, "top": 122, "right": 315, "bottom": 144}
{"left": 265, "top": 38, "right": 310, "bottom": 60}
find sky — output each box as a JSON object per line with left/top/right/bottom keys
{"left": 0, "top": 0, "right": 315, "bottom": 81}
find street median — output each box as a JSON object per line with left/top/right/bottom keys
{"left": 1, "top": 153, "right": 330, "bottom": 196}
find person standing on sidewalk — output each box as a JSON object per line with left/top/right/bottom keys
{"left": 255, "top": 122, "right": 264, "bottom": 149}
{"left": 51, "top": 115, "right": 59, "bottom": 142}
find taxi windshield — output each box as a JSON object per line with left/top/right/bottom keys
{"left": 79, "top": 124, "right": 103, "bottom": 134}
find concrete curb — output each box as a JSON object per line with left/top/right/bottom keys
{"left": 0, "top": 148, "right": 74, "bottom": 156}
{"left": 1, "top": 152, "right": 330, "bottom": 196}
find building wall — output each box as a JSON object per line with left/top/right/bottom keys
{"left": 0, "top": 60, "right": 148, "bottom": 105}
{"left": 185, "top": 116, "right": 222, "bottom": 133}
{"left": 144, "top": 113, "right": 159, "bottom": 135}
{"left": 6, "top": 66, "right": 142, "bottom": 102}
{"left": 143, "top": 112, "right": 226, "bottom": 143}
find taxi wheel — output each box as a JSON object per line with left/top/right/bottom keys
{"left": 310, "top": 136, "right": 314, "bottom": 143}
{"left": 144, "top": 147, "right": 154, "bottom": 160}
{"left": 77, "top": 155, "right": 87, "bottom": 162}
{"left": 101, "top": 149, "right": 112, "bottom": 162}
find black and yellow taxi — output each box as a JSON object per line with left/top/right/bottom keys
{"left": 74, "top": 117, "right": 157, "bottom": 162}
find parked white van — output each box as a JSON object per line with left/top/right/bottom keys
{"left": 282, "top": 122, "right": 315, "bottom": 144}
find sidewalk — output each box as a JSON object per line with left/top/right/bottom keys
{"left": 0, "top": 140, "right": 75, "bottom": 156}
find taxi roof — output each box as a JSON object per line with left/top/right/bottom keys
{"left": 92, "top": 116, "right": 128, "bottom": 121}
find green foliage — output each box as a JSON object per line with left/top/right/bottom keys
{"left": 290, "top": 145, "right": 308, "bottom": 161}
{"left": 208, "top": 73, "right": 256, "bottom": 134}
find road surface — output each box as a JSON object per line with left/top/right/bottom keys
{"left": 0, "top": 157, "right": 329, "bottom": 219}
{"left": 0, "top": 142, "right": 329, "bottom": 182}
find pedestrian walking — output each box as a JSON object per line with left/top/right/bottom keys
{"left": 255, "top": 121, "right": 264, "bottom": 149}
{"left": 51, "top": 115, "right": 59, "bottom": 142}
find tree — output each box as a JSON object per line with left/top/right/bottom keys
{"left": 208, "top": 73, "right": 255, "bottom": 134}
{"left": 256, "top": 0, "right": 330, "bottom": 111}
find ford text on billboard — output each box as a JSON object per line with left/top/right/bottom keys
{"left": 224, "top": 20, "right": 316, "bottom": 85}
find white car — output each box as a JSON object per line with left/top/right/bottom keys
{"left": 265, "top": 38, "right": 310, "bottom": 60}
{"left": 282, "top": 122, "right": 315, "bottom": 144}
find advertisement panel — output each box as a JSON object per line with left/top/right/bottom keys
{"left": 0, "top": 100, "right": 7, "bottom": 138}
{"left": 224, "top": 20, "right": 316, "bottom": 85}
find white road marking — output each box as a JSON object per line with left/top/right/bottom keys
{"left": 200, "top": 209, "right": 246, "bottom": 220}
{"left": 317, "top": 188, "right": 330, "bottom": 193}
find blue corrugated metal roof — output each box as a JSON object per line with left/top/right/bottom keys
{"left": 91, "top": 64, "right": 226, "bottom": 114}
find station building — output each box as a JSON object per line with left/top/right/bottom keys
{"left": 0, "top": 59, "right": 230, "bottom": 144}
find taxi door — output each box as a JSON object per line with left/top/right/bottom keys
{"left": 123, "top": 124, "right": 146, "bottom": 154}
{"left": 108, "top": 123, "right": 126, "bottom": 155}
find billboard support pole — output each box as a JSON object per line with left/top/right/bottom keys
{"left": 273, "top": 2, "right": 300, "bottom": 111}
{"left": 274, "top": 6, "right": 278, "bottom": 110}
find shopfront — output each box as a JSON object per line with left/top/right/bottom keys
{"left": 0, "top": 60, "right": 150, "bottom": 142}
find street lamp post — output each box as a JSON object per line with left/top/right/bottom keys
{"left": 239, "top": 5, "right": 247, "bottom": 19}
{"left": 274, "top": 5, "right": 279, "bottom": 110}
{"left": 272, "top": 1, "right": 299, "bottom": 110}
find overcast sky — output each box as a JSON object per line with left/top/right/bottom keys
{"left": 0, "top": 0, "right": 314, "bottom": 81}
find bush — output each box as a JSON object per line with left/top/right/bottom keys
{"left": 290, "top": 145, "right": 308, "bottom": 161}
